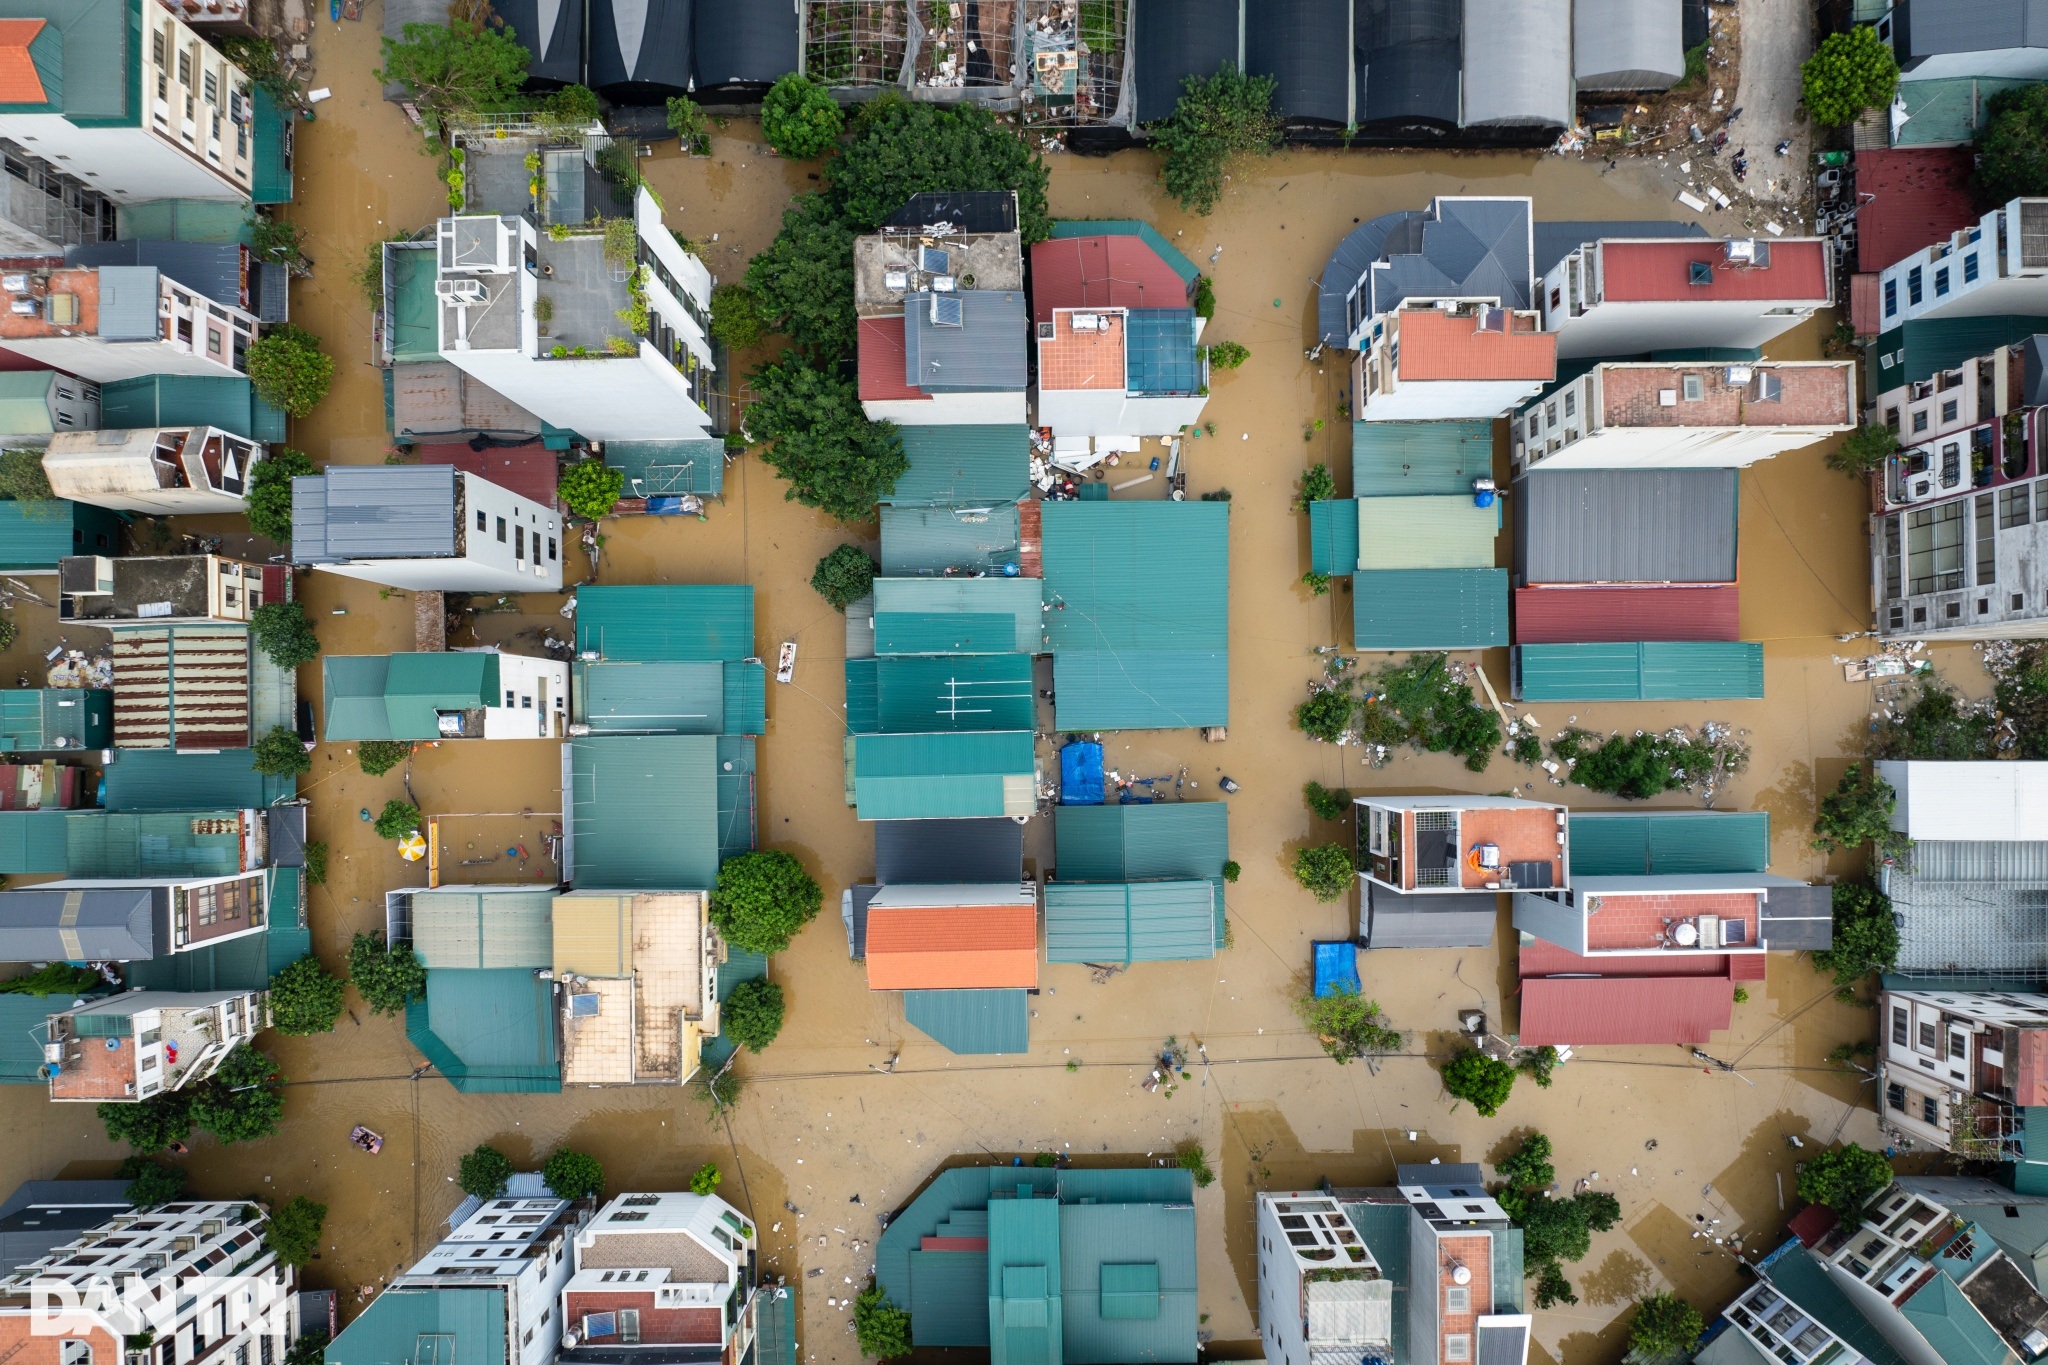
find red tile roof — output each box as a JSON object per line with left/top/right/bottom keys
{"left": 1518, "top": 976, "right": 1734, "bottom": 1045}
{"left": 1854, "top": 149, "right": 1978, "bottom": 274}
{"left": 417, "top": 442, "right": 559, "bottom": 508}
{"left": 1850, "top": 272, "right": 1882, "bottom": 338}
{"left": 858, "top": 317, "right": 928, "bottom": 403}
{"left": 1029, "top": 236, "right": 1190, "bottom": 324}
{"left": 1728, "top": 951, "right": 1767, "bottom": 981}
{"left": 1598, "top": 239, "right": 1831, "bottom": 303}
{"left": 1395, "top": 309, "right": 1556, "bottom": 383}
{"left": 1513, "top": 585, "right": 1741, "bottom": 644}
{"left": 864, "top": 904, "right": 1038, "bottom": 990}
{"left": 0, "top": 20, "right": 46, "bottom": 104}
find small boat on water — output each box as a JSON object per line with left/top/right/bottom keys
{"left": 775, "top": 640, "right": 797, "bottom": 684}
{"left": 349, "top": 1125, "right": 383, "bottom": 1154}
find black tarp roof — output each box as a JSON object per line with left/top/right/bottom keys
{"left": 588, "top": 0, "right": 694, "bottom": 102}
{"left": 886, "top": 191, "right": 1019, "bottom": 234}
{"left": 693, "top": 0, "right": 800, "bottom": 93}
{"left": 1133, "top": 0, "right": 1241, "bottom": 125}
{"left": 491, "top": 0, "right": 583, "bottom": 86}
{"left": 1357, "top": 0, "right": 1461, "bottom": 130}
{"left": 1247, "top": 0, "right": 1352, "bottom": 125}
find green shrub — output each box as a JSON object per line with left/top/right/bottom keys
{"left": 1150, "top": 64, "right": 1281, "bottom": 215}
{"left": 689, "top": 1162, "right": 722, "bottom": 1196}
{"left": 458, "top": 1144, "right": 514, "bottom": 1199}
{"left": 1295, "top": 988, "right": 1401, "bottom": 1063}
{"left": 250, "top": 601, "right": 320, "bottom": 670}
{"left": 1797, "top": 1143, "right": 1893, "bottom": 1224}
{"left": 811, "top": 544, "right": 878, "bottom": 612}
{"left": 245, "top": 447, "right": 316, "bottom": 544}
{"left": 0, "top": 963, "right": 104, "bottom": 996}
{"left": 1304, "top": 781, "right": 1351, "bottom": 820}
{"left": 1813, "top": 761, "right": 1910, "bottom": 857}
{"left": 1293, "top": 843, "right": 1354, "bottom": 902}
{"left": 1827, "top": 424, "right": 1899, "bottom": 479}
{"left": 356, "top": 740, "right": 414, "bottom": 777}
{"left": 1812, "top": 882, "right": 1900, "bottom": 985}
{"left": 542, "top": 83, "right": 600, "bottom": 123}
{"left": 542, "top": 1149, "right": 604, "bottom": 1200}
{"left": 372, "top": 800, "right": 421, "bottom": 841}
{"left": 251, "top": 724, "right": 310, "bottom": 778}
{"left": 1549, "top": 726, "right": 1749, "bottom": 800}
{"left": 347, "top": 932, "right": 427, "bottom": 1015}
{"left": 0, "top": 447, "right": 52, "bottom": 505}
{"left": 762, "top": 73, "right": 843, "bottom": 159}
{"left": 1208, "top": 341, "right": 1249, "bottom": 370}
{"left": 119, "top": 1157, "right": 187, "bottom": 1209}
{"left": 1441, "top": 1048, "right": 1515, "bottom": 1116}
{"left": 267, "top": 954, "right": 345, "bottom": 1035}
{"left": 1375, "top": 654, "right": 1501, "bottom": 773}
{"left": 1801, "top": 26, "right": 1899, "bottom": 127}
{"left": 711, "top": 850, "right": 823, "bottom": 954}
{"left": 1221, "top": 860, "right": 1240, "bottom": 883}
{"left": 1295, "top": 686, "right": 1356, "bottom": 744}
{"left": 303, "top": 840, "right": 328, "bottom": 886}
{"left": 265, "top": 1196, "right": 326, "bottom": 1268}
{"left": 1193, "top": 276, "right": 1215, "bottom": 319}
{"left": 1175, "top": 1140, "right": 1216, "bottom": 1187}
{"left": 853, "top": 1284, "right": 912, "bottom": 1359}
{"left": 246, "top": 325, "right": 334, "bottom": 418}
{"left": 1872, "top": 678, "right": 1996, "bottom": 760}
{"left": 1294, "top": 462, "right": 1336, "bottom": 511}
{"left": 558, "top": 459, "right": 625, "bottom": 520}
{"left": 722, "top": 978, "right": 786, "bottom": 1052}
{"left": 374, "top": 20, "right": 530, "bottom": 133}
{"left": 1301, "top": 570, "right": 1331, "bottom": 596}
{"left": 666, "top": 94, "right": 712, "bottom": 154}
{"left": 1977, "top": 83, "right": 2048, "bottom": 202}
{"left": 710, "top": 283, "right": 769, "bottom": 350}
{"left": 1520, "top": 1045, "right": 1562, "bottom": 1088}
{"left": 1629, "top": 1293, "right": 1705, "bottom": 1362}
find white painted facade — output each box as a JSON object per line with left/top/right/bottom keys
{"left": 865, "top": 390, "right": 1028, "bottom": 426}
{"left": 1871, "top": 475, "right": 2048, "bottom": 639}
{"left": 43, "top": 425, "right": 261, "bottom": 514}
{"left": 398, "top": 1194, "right": 584, "bottom": 1365}
{"left": 1876, "top": 988, "right": 2048, "bottom": 1157}
{"left": 1877, "top": 201, "right": 2048, "bottom": 327}
{"left": 0, "top": 369, "right": 98, "bottom": 440}
{"left": 45, "top": 988, "right": 268, "bottom": 1103}
{"left": 1874, "top": 760, "right": 2048, "bottom": 839}
{"left": 1512, "top": 362, "right": 1857, "bottom": 472}
{"left": 463, "top": 646, "right": 569, "bottom": 739}
{"left": 561, "top": 1192, "right": 757, "bottom": 1359}
{"left": 437, "top": 190, "right": 717, "bottom": 443}
{"left": 1254, "top": 1192, "right": 1392, "bottom": 1365}
{"left": 1870, "top": 343, "right": 2009, "bottom": 513}
{"left": 1351, "top": 333, "right": 1551, "bottom": 423}
{"left": 311, "top": 470, "right": 563, "bottom": 594}
{"left": 1537, "top": 236, "right": 1832, "bottom": 359}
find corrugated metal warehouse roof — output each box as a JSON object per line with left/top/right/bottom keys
{"left": 1463, "top": 0, "right": 1571, "bottom": 127}
{"left": 865, "top": 884, "right": 1039, "bottom": 990}
{"left": 574, "top": 584, "right": 755, "bottom": 662}
{"left": 852, "top": 731, "right": 1036, "bottom": 821}
{"left": 0, "top": 501, "right": 118, "bottom": 573}
{"left": 1567, "top": 810, "right": 1770, "bottom": 876}
{"left": 109, "top": 626, "right": 252, "bottom": 751}
{"left": 293, "top": 466, "right": 458, "bottom": 563}
{"left": 1353, "top": 419, "right": 1495, "bottom": 495}
{"left": 1354, "top": 569, "right": 1510, "bottom": 650}
{"left": 0, "top": 810, "right": 69, "bottom": 874}
{"left": 99, "top": 375, "right": 284, "bottom": 444}
{"left": 880, "top": 506, "right": 1023, "bottom": 576}
{"left": 873, "top": 577, "right": 1044, "bottom": 655}
{"left": 570, "top": 659, "right": 762, "bottom": 736}
{"left": 1513, "top": 469, "right": 1739, "bottom": 584}
{"left": 905, "top": 989, "right": 1030, "bottom": 1054}
{"left": 875, "top": 819, "right": 1026, "bottom": 884}
{"left": 1364, "top": 883, "right": 1499, "bottom": 948}
{"left": 1309, "top": 499, "right": 1361, "bottom": 574}
{"left": 568, "top": 735, "right": 724, "bottom": 889}
{"left": 1045, "top": 879, "right": 1217, "bottom": 963}
{"left": 1513, "top": 584, "right": 1741, "bottom": 643}
{"left": 410, "top": 888, "right": 554, "bottom": 970}
{"left": 1573, "top": 0, "right": 1684, "bottom": 90}
{"left": 1055, "top": 802, "right": 1228, "bottom": 881}
{"left": 405, "top": 967, "right": 559, "bottom": 1093}
{"left": 1511, "top": 641, "right": 1764, "bottom": 701}
{"left": 885, "top": 426, "right": 1032, "bottom": 507}
{"left": 1358, "top": 0, "right": 1464, "bottom": 129}
{"left": 875, "top": 654, "right": 1036, "bottom": 733}
{"left": 693, "top": 0, "right": 800, "bottom": 89}
{"left": 103, "top": 748, "right": 293, "bottom": 810}
{"left": 1357, "top": 496, "right": 1499, "bottom": 570}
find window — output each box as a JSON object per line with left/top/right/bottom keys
{"left": 1445, "top": 1286, "right": 1470, "bottom": 1313}
{"left": 1942, "top": 399, "right": 1959, "bottom": 423}
{"left": 2002, "top": 484, "right": 2031, "bottom": 528}
{"left": 1913, "top": 410, "right": 1929, "bottom": 434}
{"left": 1445, "top": 1336, "right": 1471, "bottom": 1363}
{"left": 547, "top": 537, "right": 557, "bottom": 561}
{"left": 1563, "top": 391, "right": 1576, "bottom": 418}
{"left": 496, "top": 516, "right": 507, "bottom": 542}
{"left": 1527, "top": 415, "right": 1539, "bottom": 438}
{"left": 1545, "top": 402, "right": 1557, "bottom": 426}
{"left": 59, "top": 1342, "right": 90, "bottom": 1365}
{"left": 1919, "top": 1021, "right": 1937, "bottom": 1050}
{"left": 618, "top": 1311, "right": 641, "bottom": 1345}
{"left": 1682, "top": 373, "right": 1704, "bottom": 401}
{"left": 177, "top": 49, "right": 192, "bottom": 85}
{"left": 610, "top": 1210, "right": 648, "bottom": 1222}
{"left": 1887, "top": 1083, "right": 1907, "bottom": 1112}
{"left": 1885, "top": 279, "right": 1898, "bottom": 316}
{"left": 1923, "top": 1095, "right": 1940, "bottom": 1124}
{"left": 1950, "top": 1030, "right": 1967, "bottom": 1059}
{"left": 1979, "top": 492, "right": 1998, "bottom": 585}
{"left": 1892, "top": 1006, "right": 1908, "bottom": 1045}
{"left": 1885, "top": 407, "right": 1900, "bottom": 431}
{"left": 1935, "top": 266, "right": 1950, "bottom": 296}
{"left": 207, "top": 328, "right": 222, "bottom": 357}
{"left": 477, "top": 509, "right": 486, "bottom": 532}
{"left": 514, "top": 526, "right": 524, "bottom": 560}
{"left": 203, "top": 71, "right": 217, "bottom": 104}
{"left": 1965, "top": 253, "right": 1981, "bottom": 283}
{"left": 1909, "top": 267, "right": 1924, "bottom": 305}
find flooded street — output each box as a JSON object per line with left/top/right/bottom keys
{"left": 0, "top": 20, "right": 1980, "bottom": 1362}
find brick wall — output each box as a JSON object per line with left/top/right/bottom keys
{"left": 565, "top": 1290, "right": 723, "bottom": 1345}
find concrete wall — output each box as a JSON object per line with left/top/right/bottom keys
{"left": 1363, "top": 378, "right": 1546, "bottom": 422}
{"left": 479, "top": 649, "right": 569, "bottom": 739}
{"left": 1511, "top": 891, "right": 1587, "bottom": 956}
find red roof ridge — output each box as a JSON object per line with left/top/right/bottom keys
{"left": 0, "top": 19, "right": 47, "bottom": 105}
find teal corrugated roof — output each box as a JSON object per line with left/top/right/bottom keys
{"left": 912, "top": 1249, "right": 994, "bottom": 1347}
{"left": 65, "top": 810, "right": 247, "bottom": 880}
{"left": 1353, "top": 569, "right": 1508, "bottom": 650}
{"left": 1568, "top": 811, "right": 1771, "bottom": 877}
{"left": 1309, "top": 500, "right": 1360, "bottom": 575}
{"left": 605, "top": 439, "right": 726, "bottom": 496}
{"left": 104, "top": 749, "right": 293, "bottom": 811}
{"left": 1060, "top": 1204, "right": 1197, "bottom": 1363}
{"left": 845, "top": 659, "right": 880, "bottom": 735}
{"left": 881, "top": 506, "right": 1023, "bottom": 575}
{"left": 0, "top": 688, "right": 112, "bottom": 748}
{"left": 754, "top": 1286, "right": 798, "bottom": 1365}
{"left": 873, "top": 577, "right": 1043, "bottom": 654}
{"left": 377, "top": 653, "right": 496, "bottom": 738}
{"left": 723, "top": 661, "right": 766, "bottom": 736}
{"left": 1050, "top": 220, "right": 1200, "bottom": 284}
{"left": 99, "top": 375, "right": 274, "bottom": 442}
{"left": 405, "top": 969, "right": 558, "bottom": 1093}
{"left": 989, "top": 1199, "right": 1063, "bottom": 1365}
{"left": 1513, "top": 642, "right": 1764, "bottom": 701}
{"left": 2017, "top": 1110, "right": 2048, "bottom": 1196}
{"left": 569, "top": 735, "right": 720, "bottom": 889}
{"left": 0, "top": 811, "right": 68, "bottom": 874}
{"left": 123, "top": 929, "right": 270, "bottom": 993}
{"left": 853, "top": 731, "right": 1035, "bottom": 821}
{"left": 410, "top": 889, "right": 553, "bottom": 970}
{"left": 1043, "top": 501, "right": 1227, "bottom": 652}
{"left": 322, "top": 655, "right": 393, "bottom": 740}
{"left": 0, "top": 500, "right": 116, "bottom": 573}
{"left": 1044, "top": 880, "right": 1215, "bottom": 964}
{"left": 328, "top": 1287, "right": 509, "bottom": 1365}
{"left": 1343, "top": 1202, "right": 1411, "bottom": 1365}
{"left": 1760, "top": 1244, "right": 1909, "bottom": 1365}
{"left": 1053, "top": 649, "right": 1226, "bottom": 731}
{"left": 574, "top": 585, "right": 755, "bottom": 662}
{"left": 1899, "top": 1272, "right": 2009, "bottom": 1365}
{"left": 1352, "top": 420, "right": 1495, "bottom": 496}
{"left": 887, "top": 426, "right": 1032, "bottom": 507}
{"left": 574, "top": 660, "right": 725, "bottom": 734}
{"left": 1054, "top": 803, "right": 1228, "bottom": 881}
{"left": 877, "top": 654, "right": 1036, "bottom": 733}
{"left": 1357, "top": 496, "right": 1498, "bottom": 569}
{"left": 1894, "top": 78, "right": 2032, "bottom": 148}
{"left": 0, "top": 994, "right": 51, "bottom": 1083}
{"left": 250, "top": 87, "right": 293, "bottom": 204}
{"left": 265, "top": 869, "right": 308, "bottom": 976}
{"left": 716, "top": 736, "right": 757, "bottom": 862}
{"left": 905, "top": 989, "right": 1030, "bottom": 1053}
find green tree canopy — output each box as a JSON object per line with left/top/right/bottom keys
{"left": 1873, "top": 677, "right": 1997, "bottom": 760}
{"left": 250, "top": 600, "right": 320, "bottom": 671}
{"left": 1814, "top": 881, "right": 1901, "bottom": 985}
{"left": 1442, "top": 1048, "right": 1516, "bottom": 1116}
{"left": 558, "top": 459, "right": 625, "bottom": 520}
{"left": 347, "top": 932, "right": 428, "bottom": 1015}
{"left": 459, "top": 1143, "right": 515, "bottom": 1199}
{"left": 1978, "top": 83, "right": 2048, "bottom": 202}
{"left": 189, "top": 1046, "right": 284, "bottom": 1144}
{"left": 853, "top": 1284, "right": 912, "bottom": 1360}
{"left": 1827, "top": 424, "right": 1900, "bottom": 479}
{"left": 742, "top": 194, "right": 859, "bottom": 361}
{"left": 1801, "top": 27, "right": 1899, "bottom": 127}
{"left": 245, "top": 325, "right": 335, "bottom": 419}
{"left": 831, "top": 97, "right": 1050, "bottom": 240}
{"left": 762, "top": 73, "right": 844, "bottom": 159}
{"left": 690, "top": 1162, "right": 722, "bottom": 1195}
{"left": 711, "top": 850, "right": 823, "bottom": 954}
{"left": 356, "top": 740, "right": 414, "bottom": 777}
{"left": 1797, "top": 1143, "right": 1893, "bottom": 1223}
{"left": 252, "top": 723, "right": 311, "bottom": 778}
{"left": 1629, "top": 1293, "right": 1706, "bottom": 1362}
{"left": 1493, "top": 1132, "right": 1555, "bottom": 1211}
{"left": 0, "top": 447, "right": 55, "bottom": 504}
{"left": 709, "top": 282, "right": 769, "bottom": 351}
{"left": 1292, "top": 843, "right": 1354, "bottom": 902}
{"left": 267, "top": 954, "right": 345, "bottom": 1036}
{"left": 1150, "top": 65, "right": 1282, "bottom": 215}
{"left": 375, "top": 20, "right": 531, "bottom": 131}
{"left": 119, "top": 1156, "right": 187, "bottom": 1209}
{"left": 811, "top": 544, "right": 878, "bottom": 612}
{"left": 1294, "top": 988, "right": 1401, "bottom": 1063}
{"left": 1208, "top": 340, "right": 1249, "bottom": 370}
{"left": 542, "top": 1148, "right": 604, "bottom": 1200}
{"left": 265, "top": 1196, "right": 326, "bottom": 1268}
{"left": 373, "top": 800, "right": 422, "bottom": 840}
{"left": 100, "top": 1092, "right": 194, "bottom": 1151}
{"left": 245, "top": 447, "right": 316, "bottom": 545}
{"left": 722, "top": 978, "right": 786, "bottom": 1053}
{"left": 1295, "top": 686, "right": 1356, "bottom": 743}
{"left": 1304, "top": 780, "right": 1352, "bottom": 821}
{"left": 1813, "top": 761, "right": 1910, "bottom": 858}
{"left": 745, "top": 353, "right": 907, "bottom": 520}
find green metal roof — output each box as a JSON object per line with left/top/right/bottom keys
{"left": 575, "top": 585, "right": 755, "bottom": 662}
{"left": 1900, "top": 1271, "right": 2010, "bottom": 1365}
{"left": 1050, "top": 220, "right": 1200, "bottom": 284}
{"left": 1053, "top": 803, "right": 1228, "bottom": 882}
{"left": 873, "top": 577, "right": 1043, "bottom": 654}
{"left": 724, "top": 661, "right": 765, "bottom": 735}
{"left": 754, "top": 1286, "right": 798, "bottom": 1365}
{"left": 905, "top": 989, "right": 1030, "bottom": 1053}
{"left": 1044, "top": 880, "right": 1215, "bottom": 963}
{"left": 1352, "top": 420, "right": 1494, "bottom": 496}
{"left": 1869, "top": 316, "right": 2044, "bottom": 395}
{"left": 1353, "top": 569, "right": 1508, "bottom": 650}
{"left": 103, "top": 749, "right": 294, "bottom": 811}
{"left": 1760, "top": 1244, "right": 1909, "bottom": 1365}
{"left": 1894, "top": 78, "right": 2031, "bottom": 147}
{"left": 410, "top": 888, "right": 553, "bottom": 970}
{"left": 568, "top": 735, "right": 720, "bottom": 889}
{"left": 716, "top": 736, "right": 757, "bottom": 861}
{"left": 1568, "top": 810, "right": 1770, "bottom": 877}
{"left": 574, "top": 660, "right": 724, "bottom": 734}
{"left": 989, "top": 1198, "right": 1063, "bottom": 1365}
{"left": 250, "top": 86, "right": 293, "bottom": 204}
{"left": 114, "top": 201, "right": 256, "bottom": 248}
{"left": 266, "top": 868, "right": 308, "bottom": 975}
{"left": 846, "top": 658, "right": 880, "bottom": 734}
{"left": 1512, "top": 641, "right": 1764, "bottom": 701}
{"left": 0, "top": 500, "right": 117, "bottom": 572}
{"left": 0, "top": 810, "right": 68, "bottom": 874}
{"left": 913, "top": 1248, "right": 992, "bottom": 1347}
{"left": 1343, "top": 1202, "right": 1412, "bottom": 1365}
{"left": 1052, "top": 648, "right": 1226, "bottom": 731}
{"left": 123, "top": 925, "right": 270, "bottom": 992}
{"left": 0, "top": 688, "right": 110, "bottom": 749}
{"left": 0, "top": 994, "right": 51, "bottom": 1083}
{"left": 1061, "top": 1205, "right": 1197, "bottom": 1363}
{"left": 65, "top": 810, "right": 249, "bottom": 880}
{"left": 0, "top": 0, "right": 132, "bottom": 120}
{"left": 1309, "top": 500, "right": 1360, "bottom": 575}
{"left": 852, "top": 731, "right": 1035, "bottom": 820}
{"left": 876, "top": 654, "right": 1036, "bottom": 733}
{"left": 0, "top": 373, "right": 53, "bottom": 434}
{"left": 605, "top": 439, "right": 725, "bottom": 496}
{"left": 405, "top": 968, "right": 559, "bottom": 1093}
{"left": 321, "top": 653, "right": 498, "bottom": 742}
{"left": 385, "top": 245, "right": 441, "bottom": 366}
{"left": 1356, "top": 496, "right": 1498, "bottom": 570}
{"left": 887, "top": 425, "right": 1032, "bottom": 507}
{"left": 328, "top": 1287, "right": 509, "bottom": 1365}
{"left": 98, "top": 375, "right": 283, "bottom": 443}
{"left": 881, "top": 506, "right": 1023, "bottom": 575}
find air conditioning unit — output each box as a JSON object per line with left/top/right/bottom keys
{"left": 435, "top": 278, "right": 488, "bottom": 304}
{"left": 1725, "top": 365, "right": 1754, "bottom": 386}
{"left": 1725, "top": 238, "right": 1758, "bottom": 265}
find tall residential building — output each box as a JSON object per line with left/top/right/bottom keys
{"left": 0, "top": 872, "right": 270, "bottom": 959}
{"left": 43, "top": 989, "right": 268, "bottom": 1102}
{"left": 327, "top": 1188, "right": 585, "bottom": 1365}
{"left": 1030, "top": 225, "right": 1207, "bottom": 439}
{"left": 558, "top": 1191, "right": 760, "bottom": 1362}
{"left": 552, "top": 890, "right": 722, "bottom": 1087}
{"left": 1878, "top": 200, "right": 2048, "bottom": 328}
{"left": 0, "top": 260, "right": 259, "bottom": 381}
{"left": 1254, "top": 1171, "right": 1531, "bottom": 1365}
{"left": 1876, "top": 987, "right": 2048, "bottom": 1160}
{"left": 0, "top": 0, "right": 256, "bottom": 204}
{"left": 43, "top": 424, "right": 262, "bottom": 514}
{"left": 293, "top": 465, "right": 563, "bottom": 593}
{"left": 1868, "top": 328, "right": 2033, "bottom": 514}
{"left": 1355, "top": 795, "right": 1566, "bottom": 949}
{"left": 1511, "top": 360, "right": 1856, "bottom": 472}
{"left": 1537, "top": 236, "right": 1833, "bottom": 359}
{"left": 0, "top": 1199, "right": 296, "bottom": 1365}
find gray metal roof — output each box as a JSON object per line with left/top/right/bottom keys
{"left": 489, "top": 0, "right": 583, "bottom": 82}
{"left": 68, "top": 242, "right": 243, "bottom": 309}
{"left": 293, "top": 465, "right": 459, "bottom": 563}
{"left": 1357, "top": 0, "right": 1462, "bottom": 128}
{"left": 1904, "top": 840, "right": 2048, "bottom": 880}
{"left": 0, "top": 886, "right": 161, "bottom": 960}
{"left": 1133, "top": 0, "right": 1242, "bottom": 125}
{"left": 587, "top": 0, "right": 693, "bottom": 97}
{"left": 270, "top": 805, "right": 308, "bottom": 869}
{"left": 1461, "top": 0, "right": 1570, "bottom": 127}
{"left": 1760, "top": 884, "right": 1833, "bottom": 951}
{"left": 1363, "top": 882, "right": 1497, "bottom": 948}
{"left": 844, "top": 883, "right": 875, "bottom": 958}
{"left": 1316, "top": 197, "right": 1531, "bottom": 347}
{"left": 1513, "top": 469, "right": 1740, "bottom": 585}
{"left": 1245, "top": 0, "right": 1351, "bottom": 125}
{"left": 0, "top": 1181, "right": 132, "bottom": 1276}
{"left": 1574, "top": 0, "right": 1684, "bottom": 90}
{"left": 1531, "top": 220, "right": 1706, "bottom": 276}
{"left": 903, "top": 291, "right": 1028, "bottom": 393}
{"left": 1884, "top": 851, "right": 2048, "bottom": 980}
{"left": 1477, "top": 1320, "right": 1530, "bottom": 1365}
{"left": 874, "top": 818, "right": 1025, "bottom": 885}
{"left": 693, "top": 0, "right": 798, "bottom": 88}
{"left": 1895, "top": 0, "right": 2048, "bottom": 61}
{"left": 254, "top": 262, "right": 289, "bottom": 324}
{"left": 95, "top": 267, "right": 161, "bottom": 341}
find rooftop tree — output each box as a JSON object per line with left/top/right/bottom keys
{"left": 711, "top": 850, "right": 823, "bottom": 954}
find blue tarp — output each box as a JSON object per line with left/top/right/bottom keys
{"left": 1060, "top": 741, "right": 1104, "bottom": 805}
{"left": 1314, "top": 941, "right": 1360, "bottom": 997}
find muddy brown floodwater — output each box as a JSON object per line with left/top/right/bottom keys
{"left": 0, "top": 18, "right": 1981, "bottom": 1364}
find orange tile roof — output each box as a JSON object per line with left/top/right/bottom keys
{"left": 0, "top": 20, "right": 46, "bottom": 104}
{"left": 1037, "top": 310, "right": 1126, "bottom": 392}
{"left": 865, "top": 904, "right": 1039, "bottom": 990}
{"left": 1395, "top": 308, "right": 1556, "bottom": 383}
